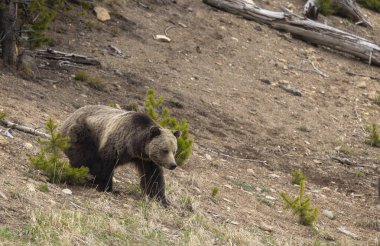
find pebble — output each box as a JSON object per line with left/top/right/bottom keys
{"left": 224, "top": 184, "right": 232, "bottom": 189}
{"left": 23, "top": 142, "right": 33, "bottom": 150}
{"left": 269, "top": 173, "right": 280, "bottom": 178}
{"left": 357, "top": 81, "right": 367, "bottom": 89}
{"left": 62, "top": 188, "right": 72, "bottom": 195}
{"left": 27, "top": 183, "right": 36, "bottom": 192}
{"left": 265, "top": 195, "right": 276, "bottom": 201}
{"left": 322, "top": 210, "right": 335, "bottom": 220}
{"left": 205, "top": 154, "right": 212, "bottom": 161}
{"left": 0, "top": 191, "right": 8, "bottom": 200}
{"left": 258, "top": 222, "right": 274, "bottom": 232}
{"left": 247, "top": 169, "right": 255, "bottom": 175}
{"left": 94, "top": 6, "right": 111, "bottom": 22}
{"left": 0, "top": 135, "right": 9, "bottom": 146}
{"left": 154, "top": 35, "right": 171, "bottom": 43}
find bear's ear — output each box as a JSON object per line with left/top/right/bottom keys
{"left": 150, "top": 126, "right": 161, "bottom": 139}
{"left": 173, "top": 130, "right": 181, "bottom": 138}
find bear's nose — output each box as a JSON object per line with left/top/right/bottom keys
{"left": 168, "top": 163, "right": 177, "bottom": 170}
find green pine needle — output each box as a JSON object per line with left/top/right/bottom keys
{"left": 145, "top": 88, "right": 193, "bottom": 166}
{"left": 30, "top": 118, "right": 89, "bottom": 184}
{"left": 280, "top": 175, "right": 318, "bottom": 227}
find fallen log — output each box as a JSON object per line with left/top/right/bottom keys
{"left": 203, "top": 0, "right": 380, "bottom": 66}
{"left": 36, "top": 48, "right": 101, "bottom": 66}
{"left": 0, "top": 120, "right": 50, "bottom": 138}
{"left": 304, "top": 0, "right": 372, "bottom": 28}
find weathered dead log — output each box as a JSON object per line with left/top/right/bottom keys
{"left": 0, "top": 120, "right": 50, "bottom": 138}
{"left": 36, "top": 48, "right": 101, "bottom": 66}
{"left": 203, "top": 0, "right": 380, "bottom": 66}
{"left": 304, "top": 0, "right": 372, "bottom": 28}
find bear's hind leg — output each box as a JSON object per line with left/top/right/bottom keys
{"left": 136, "top": 161, "right": 168, "bottom": 206}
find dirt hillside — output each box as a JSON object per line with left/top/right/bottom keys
{"left": 0, "top": 0, "right": 380, "bottom": 245}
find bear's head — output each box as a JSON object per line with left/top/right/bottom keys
{"left": 146, "top": 126, "right": 180, "bottom": 170}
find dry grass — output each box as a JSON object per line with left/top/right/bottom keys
{"left": 74, "top": 70, "right": 106, "bottom": 91}
{"left": 0, "top": 178, "right": 269, "bottom": 246}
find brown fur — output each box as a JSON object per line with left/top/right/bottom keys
{"left": 60, "top": 105, "right": 179, "bottom": 205}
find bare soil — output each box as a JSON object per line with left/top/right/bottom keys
{"left": 1, "top": 0, "right": 380, "bottom": 245}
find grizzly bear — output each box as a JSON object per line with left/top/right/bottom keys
{"left": 60, "top": 105, "right": 180, "bottom": 205}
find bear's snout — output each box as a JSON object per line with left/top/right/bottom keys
{"left": 168, "top": 163, "right": 177, "bottom": 170}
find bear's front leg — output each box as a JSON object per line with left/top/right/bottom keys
{"left": 91, "top": 159, "right": 115, "bottom": 192}
{"left": 138, "top": 161, "right": 169, "bottom": 206}
{"left": 94, "top": 173, "right": 114, "bottom": 192}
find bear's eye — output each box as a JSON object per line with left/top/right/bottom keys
{"left": 161, "top": 150, "right": 169, "bottom": 155}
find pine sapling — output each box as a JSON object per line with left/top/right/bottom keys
{"left": 367, "top": 124, "right": 380, "bottom": 147}
{"left": 0, "top": 112, "right": 6, "bottom": 121}
{"left": 291, "top": 169, "right": 306, "bottom": 185}
{"left": 30, "top": 118, "right": 89, "bottom": 184}
{"left": 280, "top": 178, "right": 318, "bottom": 227}
{"left": 145, "top": 88, "right": 192, "bottom": 165}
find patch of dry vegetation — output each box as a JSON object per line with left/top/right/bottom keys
{"left": 5, "top": 180, "right": 271, "bottom": 245}
{"left": 74, "top": 70, "right": 106, "bottom": 91}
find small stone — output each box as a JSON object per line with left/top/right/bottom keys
{"left": 313, "top": 159, "right": 322, "bottom": 164}
{"left": 205, "top": 154, "right": 212, "bottom": 161}
{"left": 269, "top": 173, "right": 280, "bottom": 178}
{"left": 23, "top": 142, "right": 33, "bottom": 150}
{"left": 192, "top": 187, "right": 201, "bottom": 193}
{"left": 321, "top": 187, "right": 331, "bottom": 191}
{"left": 154, "top": 35, "right": 171, "bottom": 43}
{"left": 114, "top": 70, "right": 123, "bottom": 76}
{"left": 322, "top": 210, "right": 335, "bottom": 220}
{"left": 258, "top": 222, "right": 274, "bottom": 232}
{"left": 62, "top": 188, "right": 72, "bottom": 195}
{"left": 0, "top": 135, "right": 9, "bottom": 146}
{"left": 368, "top": 91, "right": 378, "bottom": 100}
{"left": 94, "top": 6, "right": 111, "bottom": 22}
{"left": 265, "top": 195, "right": 276, "bottom": 201}
{"left": 0, "top": 191, "right": 8, "bottom": 200}
{"left": 230, "top": 221, "right": 239, "bottom": 225}
{"left": 279, "top": 80, "right": 289, "bottom": 85}
{"left": 247, "top": 169, "right": 255, "bottom": 175}
{"left": 224, "top": 184, "right": 233, "bottom": 189}
{"left": 255, "top": 25, "right": 263, "bottom": 31}
{"left": 27, "top": 183, "right": 36, "bottom": 192}
{"left": 357, "top": 81, "right": 367, "bottom": 89}
{"left": 260, "top": 79, "right": 271, "bottom": 85}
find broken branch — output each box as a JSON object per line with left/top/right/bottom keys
{"left": 0, "top": 120, "right": 50, "bottom": 138}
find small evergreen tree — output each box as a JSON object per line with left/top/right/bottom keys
{"left": 367, "top": 123, "right": 380, "bottom": 147}
{"left": 280, "top": 174, "right": 318, "bottom": 227}
{"left": 29, "top": 118, "right": 89, "bottom": 184}
{"left": 291, "top": 169, "right": 306, "bottom": 185}
{"left": 317, "top": 0, "right": 340, "bottom": 15}
{"left": 0, "top": 112, "right": 6, "bottom": 121}
{"left": 145, "top": 88, "right": 193, "bottom": 165}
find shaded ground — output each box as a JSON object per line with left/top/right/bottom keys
{"left": 0, "top": 0, "right": 380, "bottom": 245}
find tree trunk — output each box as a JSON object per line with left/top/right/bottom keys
{"left": 203, "top": 0, "right": 380, "bottom": 66}
{"left": 0, "top": 1, "right": 17, "bottom": 66}
{"left": 304, "top": 0, "right": 372, "bottom": 28}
